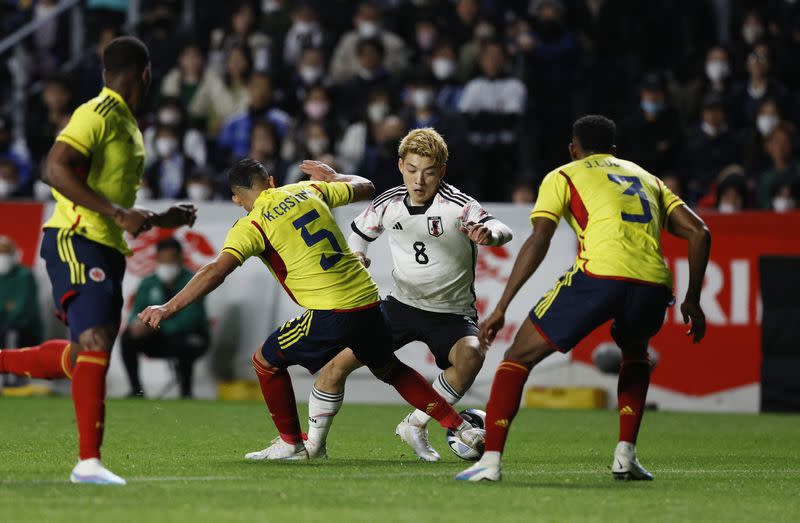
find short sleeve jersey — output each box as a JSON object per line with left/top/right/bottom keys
{"left": 44, "top": 87, "right": 145, "bottom": 255}
{"left": 222, "top": 181, "right": 379, "bottom": 310}
{"left": 351, "top": 183, "right": 493, "bottom": 316}
{"left": 531, "top": 154, "right": 684, "bottom": 287}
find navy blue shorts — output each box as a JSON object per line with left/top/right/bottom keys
{"left": 261, "top": 302, "right": 394, "bottom": 373}
{"left": 529, "top": 267, "right": 674, "bottom": 352}
{"left": 40, "top": 228, "right": 126, "bottom": 341}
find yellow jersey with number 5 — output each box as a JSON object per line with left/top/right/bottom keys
{"left": 222, "top": 181, "right": 379, "bottom": 310}
{"left": 531, "top": 153, "right": 684, "bottom": 288}
{"left": 43, "top": 87, "right": 145, "bottom": 255}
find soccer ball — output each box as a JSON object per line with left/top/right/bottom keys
{"left": 446, "top": 408, "right": 486, "bottom": 461}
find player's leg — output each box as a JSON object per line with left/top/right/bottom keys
{"left": 306, "top": 348, "right": 362, "bottom": 457}
{"left": 0, "top": 339, "right": 73, "bottom": 379}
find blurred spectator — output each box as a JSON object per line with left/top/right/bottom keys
{"left": 770, "top": 181, "right": 799, "bottom": 213}
{"left": 682, "top": 93, "right": 741, "bottom": 203}
{"left": 283, "top": 122, "right": 336, "bottom": 184}
{"left": 189, "top": 45, "right": 252, "bottom": 137}
{"left": 248, "top": 119, "right": 287, "bottom": 184}
{"left": 715, "top": 168, "right": 748, "bottom": 213}
{"left": 139, "top": 2, "right": 187, "bottom": 96}
{"left": 336, "top": 90, "right": 394, "bottom": 173}
{"left": 449, "top": 0, "right": 481, "bottom": 48}
{"left": 457, "top": 18, "right": 496, "bottom": 82}
{"left": 160, "top": 43, "right": 206, "bottom": 117}
{"left": 144, "top": 125, "right": 196, "bottom": 199}
{"left": 741, "top": 98, "right": 783, "bottom": 175}
{"left": 511, "top": 182, "right": 535, "bottom": 204}
{"left": 619, "top": 73, "right": 683, "bottom": 178}
{"left": 26, "top": 74, "right": 74, "bottom": 166}
{"left": 282, "top": 85, "right": 340, "bottom": 164}
{"left": 0, "top": 236, "right": 42, "bottom": 387}
{"left": 329, "top": 1, "right": 409, "bottom": 84}
{"left": 0, "top": 159, "right": 23, "bottom": 199}
{"left": 209, "top": 1, "right": 271, "bottom": 73}
{"left": 288, "top": 47, "right": 331, "bottom": 112}
{"left": 756, "top": 124, "right": 800, "bottom": 209}
{"left": 673, "top": 46, "right": 734, "bottom": 125}
{"left": 0, "top": 117, "right": 31, "bottom": 196}
{"left": 85, "top": 0, "right": 127, "bottom": 42}
{"left": 74, "top": 25, "right": 118, "bottom": 104}
{"left": 729, "top": 42, "right": 789, "bottom": 128}
{"left": 410, "top": 17, "right": 438, "bottom": 64}
{"left": 185, "top": 169, "right": 217, "bottom": 202}
{"left": 458, "top": 41, "right": 527, "bottom": 200}
{"left": 337, "top": 37, "right": 401, "bottom": 122}
{"left": 144, "top": 98, "right": 207, "bottom": 168}
{"left": 429, "top": 41, "right": 463, "bottom": 111}
{"left": 357, "top": 114, "right": 407, "bottom": 194}
{"left": 122, "top": 238, "right": 209, "bottom": 398}
{"left": 31, "top": 0, "right": 69, "bottom": 78}
{"left": 217, "top": 73, "right": 291, "bottom": 163}
{"left": 282, "top": 3, "right": 326, "bottom": 68}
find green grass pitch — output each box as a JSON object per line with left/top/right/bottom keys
{"left": 1, "top": 398, "right": 798, "bottom": 522}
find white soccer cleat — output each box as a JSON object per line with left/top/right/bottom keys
{"left": 612, "top": 441, "right": 654, "bottom": 481}
{"left": 395, "top": 415, "right": 441, "bottom": 462}
{"left": 70, "top": 458, "right": 127, "bottom": 485}
{"left": 304, "top": 438, "right": 328, "bottom": 460}
{"left": 245, "top": 437, "right": 309, "bottom": 461}
{"left": 455, "top": 452, "right": 502, "bottom": 482}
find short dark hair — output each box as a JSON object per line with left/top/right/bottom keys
{"left": 228, "top": 158, "right": 269, "bottom": 189}
{"left": 356, "top": 37, "right": 385, "bottom": 59}
{"left": 573, "top": 115, "right": 616, "bottom": 153}
{"left": 103, "top": 36, "right": 150, "bottom": 74}
{"left": 156, "top": 237, "right": 182, "bottom": 254}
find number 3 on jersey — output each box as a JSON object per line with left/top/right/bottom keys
{"left": 293, "top": 210, "right": 343, "bottom": 270}
{"left": 607, "top": 174, "right": 652, "bottom": 224}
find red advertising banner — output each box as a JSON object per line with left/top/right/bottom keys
{"left": 572, "top": 212, "right": 800, "bottom": 396}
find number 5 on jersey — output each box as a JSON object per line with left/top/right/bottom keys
{"left": 293, "top": 210, "right": 343, "bottom": 270}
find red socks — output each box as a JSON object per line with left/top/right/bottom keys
{"left": 72, "top": 351, "right": 110, "bottom": 460}
{"left": 252, "top": 353, "right": 303, "bottom": 445}
{"left": 617, "top": 351, "right": 650, "bottom": 444}
{"left": 484, "top": 360, "right": 531, "bottom": 453}
{"left": 383, "top": 362, "right": 463, "bottom": 430}
{"left": 0, "top": 339, "right": 72, "bottom": 379}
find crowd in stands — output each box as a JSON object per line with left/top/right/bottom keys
{"left": 1, "top": 0, "right": 799, "bottom": 213}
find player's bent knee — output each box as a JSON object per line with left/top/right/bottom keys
{"left": 252, "top": 349, "right": 278, "bottom": 371}
{"left": 368, "top": 357, "right": 400, "bottom": 383}
{"left": 452, "top": 340, "right": 485, "bottom": 375}
{"left": 77, "top": 326, "right": 116, "bottom": 353}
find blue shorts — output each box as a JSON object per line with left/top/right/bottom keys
{"left": 529, "top": 267, "right": 674, "bottom": 352}
{"left": 40, "top": 228, "right": 126, "bottom": 341}
{"left": 261, "top": 302, "right": 394, "bottom": 373}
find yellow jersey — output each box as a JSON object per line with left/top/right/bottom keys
{"left": 531, "top": 153, "right": 684, "bottom": 287}
{"left": 222, "top": 181, "right": 380, "bottom": 310}
{"left": 44, "top": 87, "right": 145, "bottom": 255}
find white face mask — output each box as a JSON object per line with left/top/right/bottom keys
{"left": 299, "top": 65, "right": 322, "bottom": 84}
{"left": 358, "top": 20, "right": 380, "bottom": 38}
{"left": 186, "top": 183, "right": 212, "bottom": 201}
{"left": 773, "top": 196, "right": 795, "bottom": 213}
{"left": 304, "top": 100, "right": 329, "bottom": 120}
{"left": 155, "top": 137, "right": 178, "bottom": 158}
{"left": 0, "top": 253, "right": 14, "bottom": 275}
{"left": 158, "top": 109, "right": 181, "bottom": 126}
{"left": 411, "top": 89, "right": 434, "bottom": 109}
{"left": 33, "top": 180, "right": 53, "bottom": 201}
{"left": 307, "top": 137, "right": 329, "bottom": 156}
{"left": 294, "top": 21, "right": 315, "bottom": 35}
{"left": 742, "top": 24, "right": 764, "bottom": 45}
{"left": 718, "top": 201, "right": 738, "bottom": 214}
{"left": 431, "top": 57, "right": 455, "bottom": 80}
{"left": 705, "top": 60, "right": 729, "bottom": 82}
{"left": 367, "top": 103, "right": 388, "bottom": 123}
{"left": 756, "top": 114, "right": 779, "bottom": 136}
{"left": 0, "top": 178, "right": 15, "bottom": 198}
{"left": 155, "top": 263, "right": 181, "bottom": 283}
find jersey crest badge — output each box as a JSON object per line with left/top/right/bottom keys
{"left": 427, "top": 216, "right": 444, "bottom": 237}
{"left": 89, "top": 267, "right": 106, "bottom": 282}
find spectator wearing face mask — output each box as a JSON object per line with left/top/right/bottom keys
{"left": 672, "top": 46, "right": 734, "bottom": 126}
{"left": 618, "top": 73, "right": 683, "bottom": 178}
{"left": 409, "top": 17, "right": 439, "bottom": 64}
{"left": 160, "top": 43, "right": 210, "bottom": 121}
{"left": 357, "top": 114, "right": 408, "bottom": 194}
{"left": 729, "top": 42, "right": 789, "bottom": 128}
{"left": 756, "top": 123, "right": 800, "bottom": 209}
{"left": 25, "top": 74, "right": 74, "bottom": 168}
{"left": 189, "top": 45, "right": 252, "bottom": 137}
{"left": 144, "top": 125, "right": 196, "bottom": 199}
{"left": 715, "top": 169, "right": 748, "bottom": 213}
{"left": 144, "top": 98, "right": 207, "bottom": 169}
{"left": 209, "top": 1, "right": 271, "bottom": 74}
{"left": 0, "top": 236, "right": 43, "bottom": 362}
{"left": 329, "top": 1, "right": 409, "bottom": 85}
{"left": 336, "top": 90, "right": 393, "bottom": 173}
{"left": 681, "top": 93, "right": 741, "bottom": 203}
{"left": 457, "top": 18, "right": 497, "bottom": 83}
{"left": 283, "top": 4, "right": 326, "bottom": 69}
{"left": 248, "top": 119, "right": 287, "bottom": 184}
{"left": 770, "top": 181, "right": 799, "bottom": 213}
{"left": 283, "top": 122, "right": 335, "bottom": 184}
{"left": 217, "top": 72, "right": 292, "bottom": 164}
{"left": 184, "top": 170, "right": 216, "bottom": 202}
{"left": 282, "top": 86, "right": 341, "bottom": 164}
{"left": 121, "top": 238, "right": 209, "bottom": 398}
{"left": 0, "top": 116, "right": 32, "bottom": 196}
{"left": 139, "top": 2, "right": 188, "bottom": 94}
{"left": 428, "top": 41, "right": 463, "bottom": 111}
{"left": 0, "top": 159, "right": 24, "bottom": 200}
{"left": 741, "top": 98, "right": 784, "bottom": 175}
{"left": 732, "top": 9, "right": 768, "bottom": 72}
{"left": 288, "top": 47, "right": 332, "bottom": 113}
{"left": 337, "top": 37, "right": 401, "bottom": 123}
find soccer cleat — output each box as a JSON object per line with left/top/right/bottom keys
{"left": 612, "top": 441, "right": 654, "bottom": 481}
{"left": 395, "top": 415, "right": 441, "bottom": 462}
{"left": 70, "top": 458, "right": 127, "bottom": 485}
{"left": 455, "top": 453, "right": 502, "bottom": 482}
{"left": 304, "top": 438, "right": 328, "bottom": 460}
{"left": 244, "top": 437, "right": 309, "bottom": 461}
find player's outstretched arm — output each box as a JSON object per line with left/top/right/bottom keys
{"left": 300, "top": 160, "right": 375, "bottom": 202}
{"left": 667, "top": 205, "right": 711, "bottom": 343}
{"left": 460, "top": 219, "right": 513, "bottom": 246}
{"left": 138, "top": 252, "right": 240, "bottom": 329}
{"left": 479, "top": 217, "right": 556, "bottom": 347}
{"left": 347, "top": 232, "right": 371, "bottom": 267}
{"left": 43, "top": 142, "right": 151, "bottom": 236}
{"left": 148, "top": 203, "right": 198, "bottom": 229}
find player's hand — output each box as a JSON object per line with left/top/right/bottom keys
{"left": 114, "top": 207, "right": 154, "bottom": 237}
{"left": 354, "top": 251, "right": 371, "bottom": 268}
{"left": 460, "top": 222, "right": 493, "bottom": 245}
{"left": 479, "top": 308, "right": 505, "bottom": 348}
{"left": 138, "top": 304, "right": 174, "bottom": 330}
{"left": 152, "top": 203, "right": 198, "bottom": 229}
{"left": 680, "top": 299, "right": 706, "bottom": 343}
{"left": 126, "top": 319, "right": 150, "bottom": 339}
{"left": 300, "top": 160, "right": 339, "bottom": 182}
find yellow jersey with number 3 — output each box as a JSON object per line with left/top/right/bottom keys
{"left": 222, "top": 181, "right": 379, "bottom": 310}
{"left": 43, "top": 87, "right": 145, "bottom": 255}
{"left": 531, "top": 153, "right": 684, "bottom": 287}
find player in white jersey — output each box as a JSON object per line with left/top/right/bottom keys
{"left": 304, "top": 128, "right": 513, "bottom": 460}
